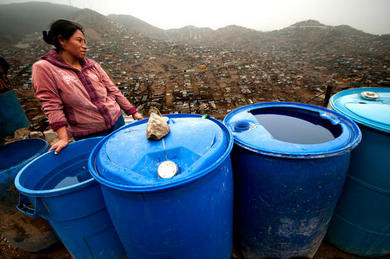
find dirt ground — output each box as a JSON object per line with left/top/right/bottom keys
{"left": 0, "top": 235, "right": 70, "bottom": 259}
{"left": 0, "top": 232, "right": 386, "bottom": 259}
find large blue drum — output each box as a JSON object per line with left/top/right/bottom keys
{"left": 224, "top": 102, "right": 361, "bottom": 258}
{"left": 89, "top": 114, "right": 234, "bottom": 259}
{"left": 0, "top": 138, "right": 57, "bottom": 252}
{"left": 327, "top": 87, "right": 390, "bottom": 257}
{"left": 15, "top": 137, "right": 126, "bottom": 258}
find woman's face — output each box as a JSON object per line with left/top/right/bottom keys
{"left": 59, "top": 29, "right": 87, "bottom": 60}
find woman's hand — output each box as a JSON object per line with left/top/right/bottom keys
{"left": 48, "top": 126, "right": 69, "bottom": 154}
{"left": 49, "top": 139, "right": 68, "bottom": 154}
{"left": 132, "top": 112, "right": 144, "bottom": 120}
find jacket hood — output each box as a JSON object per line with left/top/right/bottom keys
{"left": 41, "top": 49, "right": 95, "bottom": 71}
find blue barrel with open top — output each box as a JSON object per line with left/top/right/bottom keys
{"left": 224, "top": 102, "right": 361, "bottom": 258}
{"left": 89, "top": 114, "right": 234, "bottom": 259}
{"left": 1, "top": 139, "right": 48, "bottom": 195}
{"left": 15, "top": 137, "right": 126, "bottom": 258}
{"left": 0, "top": 138, "right": 58, "bottom": 252}
{"left": 326, "top": 87, "right": 390, "bottom": 257}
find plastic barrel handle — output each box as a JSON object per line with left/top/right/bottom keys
{"left": 319, "top": 112, "right": 340, "bottom": 125}
{"left": 17, "top": 193, "right": 41, "bottom": 218}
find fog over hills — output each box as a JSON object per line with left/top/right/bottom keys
{"left": 1, "top": 1, "right": 388, "bottom": 53}
{"left": 72, "top": 8, "right": 119, "bottom": 42}
{"left": 0, "top": 2, "right": 79, "bottom": 43}
{"left": 108, "top": 14, "right": 168, "bottom": 41}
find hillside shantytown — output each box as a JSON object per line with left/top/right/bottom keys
{"left": 1, "top": 9, "right": 389, "bottom": 142}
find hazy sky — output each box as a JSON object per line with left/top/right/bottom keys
{"left": 3, "top": 0, "right": 390, "bottom": 34}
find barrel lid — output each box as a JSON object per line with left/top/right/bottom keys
{"left": 89, "top": 114, "right": 232, "bottom": 191}
{"left": 223, "top": 102, "right": 361, "bottom": 158}
{"left": 330, "top": 87, "right": 390, "bottom": 133}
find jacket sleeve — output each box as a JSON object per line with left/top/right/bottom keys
{"left": 32, "top": 61, "right": 68, "bottom": 131}
{"left": 95, "top": 63, "right": 137, "bottom": 115}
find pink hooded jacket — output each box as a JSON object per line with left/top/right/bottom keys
{"left": 32, "top": 49, "right": 137, "bottom": 137}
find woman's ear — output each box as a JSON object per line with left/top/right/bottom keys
{"left": 58, "top": 35, "right": 65, "bottom": 47}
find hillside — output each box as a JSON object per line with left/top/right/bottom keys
{"left": 266, "top": 20, "right": 385, "bottom": 57}
{"left": 110, "top": 14, "right": 388, "bottom": 56}
{"left": 0, "top": 2, "right": 80, "bottom": 45}
{"left": 1, "top": 2, "right": 389, "bottom": 57}
{"left": 166, "top": 25, "right": 214, "bottom": 42}
{"left": 71, "top": 9, "right": 121, "bottom": 42}
{"left": 108, "top": 14, "right": 168, "bottom": 40}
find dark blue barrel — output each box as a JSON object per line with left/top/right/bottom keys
{"left": 1, "top": 139, "right": 49, "bottom": 195}
{"left": 0, "top": 90, "right": 29, "bottom": 140}
{"left": 15, "top": 137, "right": 126, "bottom": 258}
{"left": 224, "top": 102, "right": 361, "bottom": 258}
{"left": 89, "top": 114, "right": 234, "bottom": 259}
{"left": 0, "top": 138, "right": 58, "bottom": 252}
{"left": 327, "top": 87, "right": 390, "bottom": 257}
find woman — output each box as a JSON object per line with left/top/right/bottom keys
{"left": 32, "top": 19, "right": 143, "bottom": 154}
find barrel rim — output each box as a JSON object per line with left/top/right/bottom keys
{"left": 224, "top": 102, "right": 362, "bottom": 158}
{"left": 88, "top": 114, "right": 234, "bottom": 192}
{"left": 14, "top": 137, "right": 102, "bottom": 197}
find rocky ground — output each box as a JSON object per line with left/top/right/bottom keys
{"left": 0, "top": 232, "right": 385, "bottom": 259}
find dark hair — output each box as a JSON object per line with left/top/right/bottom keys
{"left": 0, "top": 56, "right": 10, "bottom": 73}
{"left": 42, "top": 19, "right": 84, "bottom": 50}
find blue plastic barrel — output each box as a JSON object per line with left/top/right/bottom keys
{"left": 0, "top": 90, "right": 30, "bottom": 139}
{"left": 224, "top": 102, "right": 361, "bottom": 258}
{"left": 15, "top": 137, "right": 126, "bottom": 258}
{"left": 1, "top": 138, "right": 49, "bottom": 195}
{"left": 0, "top": 138, "right": 58, "bottom": 252}
{"left": 89, "top": 114, "right": 234, "bottom": 259}
{"left": 326, "top": 87, "right": 390, "bottom": 257}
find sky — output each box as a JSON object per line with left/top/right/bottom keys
{"left": 3, "top": 0, "right": 390, "bottom": 35}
